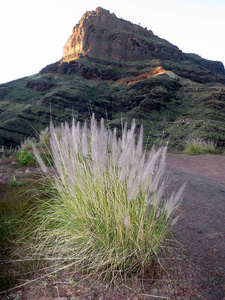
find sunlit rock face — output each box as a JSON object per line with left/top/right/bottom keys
{"left": 62, "top": 7, "right": 185, "bottom": 62}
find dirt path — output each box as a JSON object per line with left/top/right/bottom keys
{"left": 166, "top": 153, "right": 225, "bottom": 188}
{"left": 165, "top": 153, "right": 225, "bottom": 299}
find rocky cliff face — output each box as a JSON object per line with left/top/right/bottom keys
{"left": 61, "top": 7, "right": 224, "bottom": 77}
{"left": 62, "top": 7, "right": 185, "bottom": 63}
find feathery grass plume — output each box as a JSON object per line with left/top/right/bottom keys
{"left": 184, "top": 137, "right": 217, "bottom": 154}
{"left": 20, "top": 136, "right": 37, "bottom": 151}
{"left": 81, "top": 120, "right": 88, "bottom": 157}
{"left": 20, "top": 115, "right": 185, "bottom": 284}
{"left": 38, "top": 127, "right": 50, "bottom": 145}
{"left": 31, "top": 144, "right": 48, "bottom": 173}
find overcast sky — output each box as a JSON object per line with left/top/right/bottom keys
{"left": 0, "top": 0, "right": 224, "bottom": 84}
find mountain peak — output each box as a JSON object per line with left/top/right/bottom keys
{"left": 61, "top": 7, "right": 224, "bottom": 78}
{"left": 1, "top": 8, "right": 225, "bottom": 150}
{"left": 95, "top": 6, "right": 109, "bottom": 13}
{"left": 62, "top": 7, "right": 185, "bottom": 62}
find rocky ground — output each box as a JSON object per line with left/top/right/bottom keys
{"left": 0, "top": 153, "right": 225, "bottom": 299}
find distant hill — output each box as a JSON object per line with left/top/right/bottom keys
{"left": 0, "top": 7, "right": 225, "bottom": 151}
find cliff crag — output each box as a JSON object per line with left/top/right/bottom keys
{"left": 62, "top": 7, "right": 185, "bottom": 63}
{"left": 61, "top": 7, "right": 224, "bottom": 76}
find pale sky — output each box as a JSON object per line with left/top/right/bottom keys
{"left": 0, "top": 0, "right": 224, "bottom": 84}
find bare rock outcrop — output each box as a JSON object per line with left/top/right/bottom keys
{"left": 40, "top": 6, "right": 225, "bottom": 83}
{"left": 60, "top": 7, "right": 224, "bottom": 77}
{"left": 62, "top": 7, "right": 185, "bottom": 63}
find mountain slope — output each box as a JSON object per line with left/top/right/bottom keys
{"left": 0, "top": 7, "right": 225, "bottom": 150}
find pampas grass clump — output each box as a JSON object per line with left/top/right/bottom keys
{"left": 184, "top": 137, "right": 217, "bottom": 154}
{"left": 22, "top": 115, "right": 185, "bottom": 282}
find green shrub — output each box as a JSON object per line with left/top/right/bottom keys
{"left": 184, "top": 137, "right": 218, "bottom": 155}
{"left": 20, "top": 116, "right": 185, "bottom": 283}
{"left": 16, "top": 150, "right": 36, "bottom": 166}
{"left": 8, "top": 177, "right": 27, "bottom": 186}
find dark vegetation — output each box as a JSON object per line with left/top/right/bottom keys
{"left": 0, "top": 55, "right": 225, "bottom": 152}
{"left": 0, "top": 179, "right": 36, "bottom": 291}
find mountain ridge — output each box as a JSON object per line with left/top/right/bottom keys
{"left": 61, "top": 7, "right": 224, "bottom": 74}
{"left": 0, "top": 7, "right": 225, "bottom": 151}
